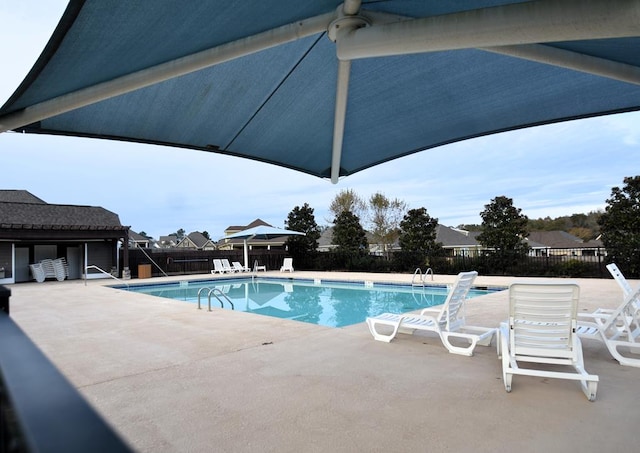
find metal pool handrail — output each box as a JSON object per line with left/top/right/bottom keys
{"left": 412, "top": 267, "right": 434, "bottom": 286}
{"left": 197, "top": 287, "right": 235, "bottom": 311}
{"left": 84, "top": 265, "right": 129, "bottom": 288}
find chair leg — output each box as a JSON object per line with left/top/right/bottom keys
{"left": 504, "top": 372, "right": 513, "bottom": 393}
{"left": 605, "top": 341, "right": 640, "bottom": 367}
{"left": 366, "top": 318, "right": 402, "bottom": 343}
{"left": 500, "top": 329, "right": 513, "bottom": 392}
{"left": 582, "top": 380, "right": 598, "bottom": 402}
{"left": 440, "top": 332, "right": 477, "bottom": 356}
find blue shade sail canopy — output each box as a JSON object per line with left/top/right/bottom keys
{"left": 1, "top": 0, "right": 639, "bottom": 183}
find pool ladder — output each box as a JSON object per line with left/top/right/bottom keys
{"left": 412, "top": 267, "right": 434, "bottom": 287}
{"left": 197, "top": 287, "right": 234, "bottom": 311}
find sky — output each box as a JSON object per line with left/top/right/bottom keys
{"left": 1, "top": 1, "right": 639, "bottom": 241}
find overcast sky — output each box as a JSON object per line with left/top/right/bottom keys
{"left": 1, "top": 1, "right": 639, "bottom": 241}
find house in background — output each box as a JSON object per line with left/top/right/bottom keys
{"left": 317, "top": 227, "right": 337, "bottom": 253}
{"left": 526, "top": 230, "right": 604, "bottom": 257}
{"left": 129, "top": 230, "right": 154, "bottom": 249}
{"left": 175, "top": 231, "right": 216, "bottom": 250}
{"left": 158, "top": 235, "right": 178, "bottom": 248}
{"left": 218, "top": 219, "right": 289, "bottom": 251}
{"left": 435, "top": 225, "right": 483, "bottom": 257}
{"left": 317, "top": 224, "right": 483, "bottom": 256}
{"left": 316, "top": 224, "right": 607, "bottom": 261}
{"left": 319, "top": 226, "right": 394, "bottom": 255}
{"left": 0, "top": 190, "right": 129, "bottom": 283}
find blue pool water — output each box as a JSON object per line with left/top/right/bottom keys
{"left": 119, "top": 278, "right": 495, "bottom": 328}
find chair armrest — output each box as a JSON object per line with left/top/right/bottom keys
{"left": 420, "top": 306, "right": 442, "bottom": 316}
{"left": 578, "top": 312, "right": 609, "bottom": 322}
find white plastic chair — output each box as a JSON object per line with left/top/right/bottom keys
{"left": 211, "top": 259, "right": 225, "bottom": 274}
{"left": 280, "top": 258, "right": 294, "bottom": 272}
{"left": 232, "top": 261, "right": 249, "bottom": 272}
{"left": 29, "top": 263, "right": 46, "bottom": 283}
{"left": 221, "top": 259, "right": 235, "bottom": 273}
{"left": 499, "top": 282, "right": 598, "bottom": 401}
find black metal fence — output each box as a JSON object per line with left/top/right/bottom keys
{"left": 286, "top": 247, "right": 611, "bottom": 278}
{"left": 122, "top": 247, "right": 617, "bottom": 279}
{"left": 121, "top": 249, "right": 288, "bottom": 278}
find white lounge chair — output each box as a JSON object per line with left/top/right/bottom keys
{"left": 40, "top": 259, "right": 57, "bottom": 280}
{"left": 366, "top": 271, "right": 495, "bottom": 356}
{"left": 253, "top": 260, "right": 266, "bottom": 272}
{"left": 29, "top": 263, "right": 46, "bottom": 283}
{"left": 498, "top": 282, "right": 599, "bottom": 401}
{"left": 606, "top": 263, "right": 633, "bottom": 297}
{"left": 30, "top": 258, "right": 69, "bottom": 282}
{"left": 52, "top": 258, "right": 69, "bottom": 281}
{"left": 577, "top": 278, "right": 640, "bottom": 368}
{"left": 221, "top": 259, "right": 236, "bottom": 273}
{"left": 211, "top": 259, "right": 225, "bottom": 274}
{"left": 280, "top": 258, "right": 294, "bottom": 273}
{"left": 232, "top": 261, "right": 249, "bottom": 272}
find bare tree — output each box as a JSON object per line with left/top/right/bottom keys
{"left": 368, "top": 192, "right": 407, "bottom": 254}
{"left": 328, "top": 189, "right": 367, "bottom": 222}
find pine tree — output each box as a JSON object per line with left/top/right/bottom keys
{"left": 284, "top": 203, "right": 321, "bottom": 255}
{"left": 477, "top": 196, "right": 529, "bottom": 271}
{"left": 398, "top": 208, "right": 441, "bottom": 254}
{"left": 332, "top": 211, "right": 368, "bottom": 251}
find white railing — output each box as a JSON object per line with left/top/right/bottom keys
{"left": 411, "top": 267, "right": 434, "bottom": 286}
{"left": 84, "top": 265, "right": 129, "bottom": 288}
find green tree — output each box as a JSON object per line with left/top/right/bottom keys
{"left": 457, "top": 224, "right": 481, "bottom": 231}
{"left": 368, "top": 192, "right": 407, "bottom": 254}
{"left": 477, "top": 196, "right": 529, "bottom": 270}
{"left": 173, "top": 228, "right": 186, "bottom": 241}
{"left": 332, "top": 210, "right": 368, "bottom": 251}
{"left": 398, "top": 208, "right": 442, "bottom": 255}
{"left": 527, "top": 211, "right": 602, "bottom": 240}
{"left": 567, "top": 227, "right": 592, "bottom": 242}
{"left": 598, "top": 176, "right": 640, "bottom": 276}
{"left": 328, "top": 189, "right": 367, "bottom": 222}
{"left": 285, "top": 203, "right": 321, "bottom": 255}
{"left": 202, "top": 231, "right": 210, "bottom": 240}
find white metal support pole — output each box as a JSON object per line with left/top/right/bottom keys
{"left": 337, "top": 0, "right": 640, "bottom": 60}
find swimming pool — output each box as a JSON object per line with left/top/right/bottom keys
{"left": 119, "top": 278, "right": 495, "bottom": 328}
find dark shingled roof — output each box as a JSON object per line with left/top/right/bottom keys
{"left": 0, "top": 201, "right": 124, "bottom": 230}
{"left": 0, "top": 189, "right": 46, "bottom": 204}
{"left": 184, "top": 231, "right": 211, "bottom": 248}
{"left": 435, "top": 225, "right": 479, "bottom": 247}
{"left": 527, "top": 231, "right": 603, "bottom": 248}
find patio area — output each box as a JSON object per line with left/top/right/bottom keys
{"left": 7, "top": 271, "right": 640, "bottom": 452}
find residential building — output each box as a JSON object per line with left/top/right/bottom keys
{"left": 129, "top": 231, "right": 154, "bottom": 249}
{"left": 175, "top": 232, "right": 216, "bottom": 250}
{"left": 0, "top": 190, "right": 129, "bottom": 283}
{"left": 526, "top": 231, "right": 604, "bottom": 257}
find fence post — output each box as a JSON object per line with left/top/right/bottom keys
{"left": 597, "top": 247, "right": 603, "bottom": 277}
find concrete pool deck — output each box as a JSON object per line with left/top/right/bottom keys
{"left": 7, "top": 271, "right": 640, "bottom": 452}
